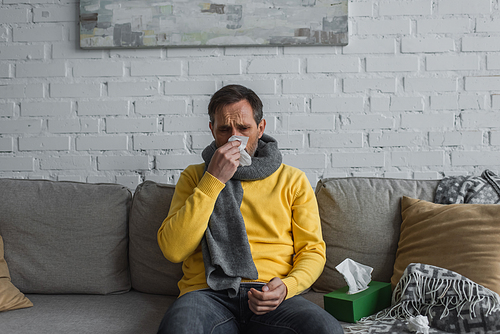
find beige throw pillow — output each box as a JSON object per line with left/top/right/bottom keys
{"left": 392, "top": 196, "right": 500, "bottom": 295}
{"left": 0, "top": 235, "right": 33, "bottom": 312}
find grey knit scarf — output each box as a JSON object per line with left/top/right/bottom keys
{"left": 201, "top": 134, "right": 282, "bottom": 297}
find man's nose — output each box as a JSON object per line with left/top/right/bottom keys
{"left": 231, "top": 128, "right": 242, "bottom": 136}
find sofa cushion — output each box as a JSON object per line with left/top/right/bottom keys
{"left": 0, "top": 179, "right": 131, "bottom": 294}
{"left": 312, "top": 177, "right": 439, "bottom": 293}
{"left": 0, "top": 235, "right": 33, "bottom": 312}
{"left": 392, "top": 196, "right": 500, "bottom": 295}
{"left": 129, "top": 181, "right": 183, "bottom": 296}
{"left": 0, "top": 291, "right": 175, "bottom": 334}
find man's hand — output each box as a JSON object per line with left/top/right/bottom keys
{"left": 206, "top": 140, "right": 241, "bottom": 184}
{"left": 248, "top": 277, "right": 287, "bottom": 315}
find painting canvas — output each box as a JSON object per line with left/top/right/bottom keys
{"left": 79, "top": 0, "right": 348, "bottom": 48}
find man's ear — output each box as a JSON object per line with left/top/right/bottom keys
{"left": 209, "top": 122, "right": 214, "bottom": 136}
{"left": 258, "top": 119, "right": 266, "bottom": 138}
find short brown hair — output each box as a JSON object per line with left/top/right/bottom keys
{"left": 208, "top": 85, "right": 263, "bottom": 125}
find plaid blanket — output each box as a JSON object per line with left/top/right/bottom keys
{"left": 344, "top": 264, "right": 500, "bottom": 334}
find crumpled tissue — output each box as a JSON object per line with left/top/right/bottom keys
{"left": 335, "top": 258, "right": 373, "bottom": 294}
{"left": 228, "top": 135, "right": 252, "bottom": 167}
{"left": 407, "top": 315, "right": 430, "bottom": 334}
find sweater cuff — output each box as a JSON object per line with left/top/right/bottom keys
{"left": 197, "top": 172, "right": 225, "bottom": 199}
{"left": 282, "top": 277, "right": 298, "bottom": 300}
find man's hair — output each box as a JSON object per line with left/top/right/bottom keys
{"left": 208, "top": 85, "right": 263, "bottom": 125}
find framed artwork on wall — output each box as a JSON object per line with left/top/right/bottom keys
{"left": 79, "top": 0, "right": 348, "bottom": 48}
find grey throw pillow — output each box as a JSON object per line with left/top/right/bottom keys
{"left": 312, "top": 177, "right": 438, "bottom": 293}
{"left": 129, "top": 180, "right": 183, "bottom": 296}
{"left": 0, "top": 179, "right": 132, "bottom": 294}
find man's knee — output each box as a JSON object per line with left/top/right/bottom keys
{"left": 157, "top": 291, "right": 238, "bottom": 334}
{"left": 250, "top": 296, "right": 343, "bottom": 334}
{"left": 288, "top": 304, "right": 343, "bottom": 334}
{"left": 303, "top": 307, "right": 344, "bottom": 334}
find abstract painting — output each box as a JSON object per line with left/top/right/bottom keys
{"left": 79, "top": 0, "right": 348, "bottom": 48}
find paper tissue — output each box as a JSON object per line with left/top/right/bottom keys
{"left": 407, "top": 315, "right": 430, "bottom": 334}
{"left": 228, "top": 135, "right": 252, "bottom": 166}
{"left": 336, "top": 258, "right": 373, "bottom": 294}
{"left": 324, "top": 258, "right": 392, "bottom": 323}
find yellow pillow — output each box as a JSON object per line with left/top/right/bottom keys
{"left": 392, "top": 196, "right": 500, "bottom": 295}
{"left": 0, "top": 235, "right": 33, "bottom": 312}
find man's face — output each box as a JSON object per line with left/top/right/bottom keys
{"left": 209, "top": 99, "right": 266, "bottom": 157}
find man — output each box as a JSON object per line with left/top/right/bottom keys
{"left": 157, "top": 84, "right": 343, "bottom": 334}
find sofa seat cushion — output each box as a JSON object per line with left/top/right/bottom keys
{"left": 129, "top": 181, "right": 183, "bottom": 296}
{"left": 0, "top": 179, "right": 132, "bottom": 294}
{"left": 0, "top": 291, "right": 174, "bottom": 334}
{"left": 313, "top": 177, "right": 439, "bottom": 293}
{"left": 393, "top": 196, "right": 500, "bottom": 295}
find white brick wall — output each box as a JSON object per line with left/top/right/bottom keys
{"left": 1, "top": 0, "right": 500, "bottom": 187}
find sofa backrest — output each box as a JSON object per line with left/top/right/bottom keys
{"left": 312, "top": 177, "right": 439, "bottom": 293}
{"left": 0, "top": 179, "right": 132, "bottom": 295}
{"left": 128, "top": 180, "right": 183, "bottom": 296}
{"left": 0, "top": 176, "right": 440, "bottom": 297}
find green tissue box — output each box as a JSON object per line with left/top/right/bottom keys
{"left": 324, "top": 281, "right": 392, "bottom": 323}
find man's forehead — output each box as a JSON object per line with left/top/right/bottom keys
{"left": 215, "top": 104, "right": 255, "bottom": 125}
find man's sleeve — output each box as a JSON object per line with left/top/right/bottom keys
{"left": 281, "top": 174, "right": 326, "bottom": 299}
{"left": 157, "top": 166, "right": 225, "bottom": 263}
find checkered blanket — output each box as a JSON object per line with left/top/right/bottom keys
{"left": 344, "top": 264, "right": 500, "bottom": 334}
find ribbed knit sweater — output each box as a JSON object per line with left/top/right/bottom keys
{"left": 157, "top": 163, "right": 326, "bottom": 299}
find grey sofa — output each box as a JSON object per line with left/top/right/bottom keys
{"left": 0, "top": 177, "right": 440, "bottom": 333}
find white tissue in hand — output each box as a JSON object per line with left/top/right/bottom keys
{"left": 228, "top": 135, "right": 252, "bottom": 167}
{"left": 407, "top": 315, "right": 429, "bottom": 334}
{"left": 335, "top": 258, "right": 373, "bottom": 294}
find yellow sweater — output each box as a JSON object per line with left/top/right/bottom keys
{"left": 157, "top": 163, "right": 326, "bottom": 299}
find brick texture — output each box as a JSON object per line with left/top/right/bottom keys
{"left": 1, "top": 0, "right": 499, "bottom": 186}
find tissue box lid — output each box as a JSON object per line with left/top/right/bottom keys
{"left": 324, "top": 281, "right": 392, "bottom": 323}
